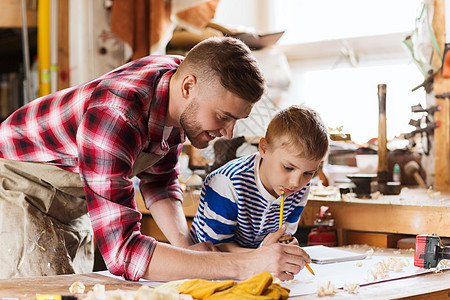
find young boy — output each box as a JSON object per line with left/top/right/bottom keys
{"left": 190, "top": 105, "right": 329, "bottom": 251}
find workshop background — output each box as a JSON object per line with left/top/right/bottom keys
{"left": 0, "top": 0, "right": 449, "bottom": 266}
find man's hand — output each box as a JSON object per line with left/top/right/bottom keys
{"left": 249, "top": 225, "right": 310, "bottom": 281}
{"left": 188, "top": 241, "right": 219, "bottom": 252}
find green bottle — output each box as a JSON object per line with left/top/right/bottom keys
{"left": 393, "top": 163, "right": 401, "bottom": 183}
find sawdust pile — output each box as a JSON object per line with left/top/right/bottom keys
{"left": 365, "top": 256, "right": 410, "bottom": 281}
{"left": 83, "top": 283, "right": 192, "bottom": 300}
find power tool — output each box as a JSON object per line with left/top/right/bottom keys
{"left": 414, "top": 234, "right": 450, "bottom": 268}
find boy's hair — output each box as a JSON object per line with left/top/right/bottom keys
{"left": 265, "top": 105, "right": 329, "bottom": 160}
{"left": 178, "top": 37, "right": 265, "bottom": 104}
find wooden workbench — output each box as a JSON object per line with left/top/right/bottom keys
{"left": 1, "top": 248, "right": 449, "bottom": 299}
{"left": 301, "top": 187, "right": 450, "bottom": 246}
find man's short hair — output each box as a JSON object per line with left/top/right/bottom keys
{"left": 179, "top": 37, "right": 265, "bottom": 104}
{"left": 265, "top": 105, "right": 329, "bottom": 161}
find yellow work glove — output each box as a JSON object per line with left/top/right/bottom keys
{"left": 261, "top": 283, "right": 290, "bottom": 300}
{"left": 176, "top": 278, "right": 235, "bottom": 300}
{"left": 207, "top": 272, "right": 290, "bottom": 300}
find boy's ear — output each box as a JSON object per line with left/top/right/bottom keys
{"left": 258, "top": 137, "right": 268, "bottom": 156}
{"left": 181, "top": 75, "right": 197, "bottom": 99}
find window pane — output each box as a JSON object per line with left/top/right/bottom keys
{"left": 271, "top": 0, "right": 423, "bottom": 44}
{"left": 287, "top": 61, "right": 426, "bottom": 144}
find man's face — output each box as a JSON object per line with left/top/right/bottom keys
{"left": 180, "top": 84, "right": 254, "bottom": 149}
{"left": 259, "top": 138, "right": 322, "bottom": 198}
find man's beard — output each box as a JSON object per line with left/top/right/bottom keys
{"left": 180, "top": 100, "right": 210, "bottom": 149}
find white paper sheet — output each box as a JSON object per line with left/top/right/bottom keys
{"left": 280, "top": 255, "right": 432, "bottom": 296}
{"left": 304, "top": 245, "right": 367, "bottom": 264}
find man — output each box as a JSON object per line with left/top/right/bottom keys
{"left": 0, "top": 37, "right": 311, "bottom": 281}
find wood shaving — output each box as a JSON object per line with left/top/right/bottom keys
{"left": 355, "top": 261, "right": 363, "bottom": 267}
{"left": 371, "top": 191, "right": 381, "bottom": 199}
{"left": 343, "top": 282, "right": 360, "bottom": 294}
{"left": 365, "top": 256, "right": 409, "bottom": 281}
{"left": 69, "top": 281, "right": 85, "bottom": 294}
{"left": 434, "top": 259, "right": 450, "bottom": 273}
{"left": 317, "top": 280, "right": 337, "bottom": 297}
{"left": 427, "top": 187, "right": 441, "bottom": 199}
{"left": 365, "top": 248, "right": 374, "bottom": 258}
{"left": 341, "top": 194, "right": 355, "bottom": 202}
{"left": 84, "top": 283, "right": 193, "bottom": 300}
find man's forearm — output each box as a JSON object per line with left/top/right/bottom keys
{"left": 148, "top": 198, "right": 192, "bottom": 247}
{"left": 143, "top": 232, "right": 312, "bottom": 282}
{"left": 216, "top": 242, "right": 253, "bottom": 253}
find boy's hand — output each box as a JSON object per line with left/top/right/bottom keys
{"left": 261, "top": 225, "right": 287, "bottom": 246}
{"left": 279, "top": 234, "right": 298, "bottom": 245}
{"left": 261, "top": 225, "right": 298, "bottom": 246}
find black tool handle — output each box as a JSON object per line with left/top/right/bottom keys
{"left": 441, "top": 245, "right": 450, "bottom": 259}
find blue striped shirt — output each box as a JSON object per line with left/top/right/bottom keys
{"left": 190, "top": 152, "right": 310, "bottom": 248}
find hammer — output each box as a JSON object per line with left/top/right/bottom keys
{"left": 404, "top": 160, "right": 427, "bottom": 189}
{"left": 414, "top": 234, "right": 450, "bottom": 268}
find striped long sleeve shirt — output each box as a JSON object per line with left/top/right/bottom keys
{"left": 190, "top": 152, "right": 309, "bottom": 248}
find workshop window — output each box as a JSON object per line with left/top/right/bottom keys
{"left": 214, "top": 0, "right": 428, "bottom": 144}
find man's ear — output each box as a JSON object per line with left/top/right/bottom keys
{"left": 181, "top": 75, "right": 197, "bottom": 99}
{"left": 259, "top": 137, "right": 269, "bottom": 157}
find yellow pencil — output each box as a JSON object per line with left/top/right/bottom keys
{"left": 304, "top": 262, "right": 315, "bottom": 275}
{"left": 279, "top": 190, "right": 315, "bottom": 276}
{"left": 279, "top": 190, "right": 285, "bottom": 228}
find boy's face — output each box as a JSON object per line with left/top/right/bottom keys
{"left": 259, "top": 137, "right": 322, "bottom": 198}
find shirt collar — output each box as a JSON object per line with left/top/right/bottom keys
{"left": 147, "top": 69, "right": 185, "bottom": 155}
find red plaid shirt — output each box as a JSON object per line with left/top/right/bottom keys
{"left": 0, "top": 55, "right": 186, "bottom": 280}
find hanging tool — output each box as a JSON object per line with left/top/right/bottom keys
{"left": 414, "top": 234, "right": 450, "bottom": 268}
{"left": 442, "top": 0, "right": 450, "bottom": 78}
{"left": 404, "top": 160, "right": 427, "bottom": 189}
{"left": 377, "top": 84, "right": 388, "bottom": 184}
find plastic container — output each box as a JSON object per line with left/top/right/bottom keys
{"left": 355, "top": 154, "right": 378, "bottom": 174}
{"left": 393, "top": 163, "right": 401, "bottom": 183}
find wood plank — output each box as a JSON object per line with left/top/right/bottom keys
{"left": 346, "top": 231, "right": 408, "bottom": 248}
{"left": 0, "top": 0, "right": 37, "bottom": 28}
{"left": 432, "top": 0, "right": 450, "bottom": 191}
{"left": 57, "top": 0, "right": 70, "bottom": 90}
{"left": 0, "top": 273, "right": 143, "bottom": 299}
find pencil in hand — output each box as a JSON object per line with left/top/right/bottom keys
{"left": 279, "top": 190, "right": 315, "bottom": 276}
{"left": 279, "top": 190, "right": 285, "bottom": 229}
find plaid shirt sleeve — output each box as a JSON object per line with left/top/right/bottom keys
{"left": 77, "top": 97, "right": 158, "bottom": 281}
{"left": 138, "top": 142, "right": 184, "bottom": 208}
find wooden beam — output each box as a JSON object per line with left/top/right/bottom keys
{"left": 433, "top": 0, "right": 450, "bottom": 191}
{"left": 57, "top": 0, "right": 70, "bottom": 90}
